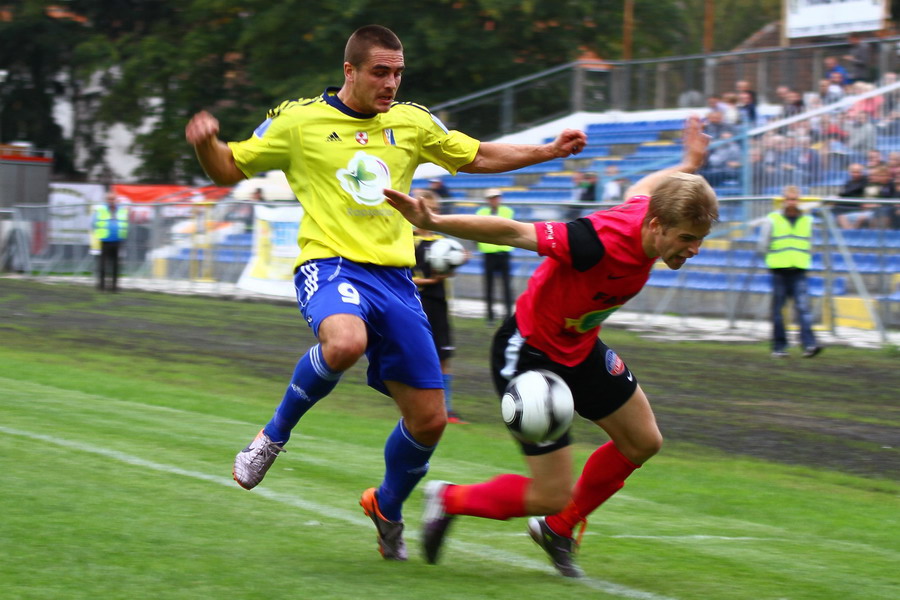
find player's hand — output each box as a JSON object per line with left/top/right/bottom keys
{"left": 682, "top": 115, "right": 711, "bottom": 170}
{"left": 551, "top": 129, "right": 588, "bottom": 157}
{"left": 384, "top": 188, "right": 435, "bottom": 229}
{"left": 185, "top": 111, "right": 221, "bottom": 146}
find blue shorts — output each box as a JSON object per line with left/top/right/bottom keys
{"left": 294, "top": 257, "right": 443, "bottom": 396}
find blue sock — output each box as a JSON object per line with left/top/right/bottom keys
{"left": 443, "top": 373, "right": 454, "bottom": 412}
{"left": 263, "top": 344, "right": 342, "bottom": 444}
{"left": 376, "top": 419, "right": 436, "bottom": 521}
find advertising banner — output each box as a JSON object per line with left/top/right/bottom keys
{"left": 236, "top": 204, "right": 302, "bottom": 297}
{"left": 786, "top": 0, "right": 886, "bottom": 39}
{"left": 47, "top": 183, "right": 105, "bottom": 245}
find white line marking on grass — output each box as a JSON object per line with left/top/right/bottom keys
{"left": 0, "top": 425, "right": 678, "bottom": 600}
{"left": 609, "top": 535, "right": 783, "bottom": 542}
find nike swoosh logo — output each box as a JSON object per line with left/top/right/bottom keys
{"left": 626, "top": 372, "right": 633, "bottom": 382}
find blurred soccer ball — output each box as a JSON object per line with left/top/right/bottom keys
{"left": 426, "top": 238, "right": 467, "bottom": 273}
{"left": 501, "top": 370, "right": 574, "bottom": 444}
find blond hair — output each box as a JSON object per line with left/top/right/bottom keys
{"left": 646, "top": 172, "right": 718, "bottom": 229}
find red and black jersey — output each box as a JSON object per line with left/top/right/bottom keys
{"left": 515, "top": 195, "right": 656, "bottom": 366}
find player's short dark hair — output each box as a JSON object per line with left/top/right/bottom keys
{"left": 344, "top": 25, "right": 403, "bottom": 67}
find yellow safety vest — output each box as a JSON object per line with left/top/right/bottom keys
{"left": 765, "top": 212, "right": 812, "bottom": 269}
{"left": 476, "top": 205, "right": 514, "bottom": 253}
{"left": 94, "top": 206, "right": 129, "bottom": 241}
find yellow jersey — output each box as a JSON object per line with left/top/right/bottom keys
{"left": 229, "top": 87, "right": 480, "bottom": 268}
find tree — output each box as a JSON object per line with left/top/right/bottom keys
{"left": 0, "top": 1, "right": 86, "bottom": 175}
{"left": 1, "top": 0, "right": 785, "bottom": 183}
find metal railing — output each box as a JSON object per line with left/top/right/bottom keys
{"left": 432, "top": 36, "right": 900, "bottom": 141}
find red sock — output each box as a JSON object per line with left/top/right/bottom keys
{"left": 545, "top": 442, "right": 640, "bottom": 537}
{"left": 443, "top": 474, "right": 530, "bottom": 520}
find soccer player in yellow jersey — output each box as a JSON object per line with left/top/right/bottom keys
{"left": 185, "top": 24, "right": 586, "bottom": 562}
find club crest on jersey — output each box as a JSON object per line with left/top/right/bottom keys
{"left": 605, "top": 349, "right": 625, "bottom": 376}
{"left": 355, "top": 131, "right": 369, "bottom": 145}
{"left": 336, "top": 151, "right": 391, "bottom": 206}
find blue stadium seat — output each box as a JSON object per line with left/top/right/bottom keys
{"left": 510, "top": 160, "right": 567, "bottom": 175}
{"left": 443, "top": 175, "right": 517, "bottom": 189}
{"left": 455, "top": 257, "right": 482, "bottom": 275}
{"left": 532, "top": 175, "right": 575, "bottom": 190}
{"left": 502, "top": 190, "right": 573, "bottom": 202}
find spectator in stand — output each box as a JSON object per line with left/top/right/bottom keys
{"left": 785, "top": 134, "right": 820, "bottom": 187}
{"left": 601, "top": 164, "right": 626, "bottom": 203}
{"left": 866, "top": 163, "right": 894, "bottom": 197}
{"left": 702, "top": 130, "right": 742, "bottom": 186}
{"left": 831, "top": 162, "right": 868, "bottom": 227}
{"left": 814, "top": 112, "right": 850, "bottom": 170}
{"left": 760, "top": 134, "right": 793, "bottom": 188}
{"left": 566, "top": 171, "right": 597, "bottom": 219}
{"left": 820, "top": 72, "right": 847, "bottom": 105}
{"left": 844, "top": 33, "right": 873, "bottom": 84}
{"left": 703, "top": 109, "right": 733, "bottom": 140}
{"left": 706, "top": 94, "right": 729, "bottom": 114}
{"left": 824, "top": 56, "right": 850, "bottom": 87}
{"left": 782, "top": 90, "right": 805, "bottom": 118}
{"left": 721, "top": 92, "right": 741, "bottom": 125}
{"left": 879, "top": 71, "right": 899, "bottom": 116}
{"left": 839, "top": 162, "right": 868, "bottom": 196}
{"left": 887, "top": 174, "right": 900, "bottom": 228}
{"left": 775, "top": 85, "right": 791, "bottom": 108}
{"left": 735, "top": 80, "right": 757, "bottom": 105}
{"left": 428, "top": 178, "right": 452, "bottom": 199}
{"left": 748, "top": 145, "right": 768, "bottom": 192}
{"left": 846, "top": 111, "right": 878, "bottom": 158}
{"left": 575, "top": 170, "right": 597, "bottom": 202}
{"left": 737, "top": 90, "right": 757, "bottom": 126}
{"left": 847, "top": 82, "right": 882, "bottom": 120}
{"left": 886, "top": 151, "right": 900, "bottom": 179}
{"left": 864, "top": 148, "right": 886, "bottom": 173}
{"left": 837, "top": 164, "right": 895, "bottom": 229}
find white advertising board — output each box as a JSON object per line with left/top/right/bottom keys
{"left": 786, "top": 0, "right": 886, "bottom": 39}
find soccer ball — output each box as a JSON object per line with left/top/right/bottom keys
{"left": 426, "top": 237, "right": 467, "bottom": 273}
{"left": 501, "top": 370, "right": 574, "bottom": 444}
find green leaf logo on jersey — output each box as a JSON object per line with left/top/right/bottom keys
{"left": 563, "top": 305, "right": 622, "bottom": 333}
{"left": 337, "top": 151, "right": 392, "bottom": 206}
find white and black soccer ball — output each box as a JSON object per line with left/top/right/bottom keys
{"left": 426, "top": 237, "right": 467, "bottom": 273}
{"left": 501, "top": 370, "right": 574, "bottom": 444}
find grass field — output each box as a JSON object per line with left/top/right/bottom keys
{"left": 1, "top": 278, "right": 898, "bottom": 599}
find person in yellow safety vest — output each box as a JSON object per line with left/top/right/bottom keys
{"left": 757, "top": 185, "right": 822, "bottom": 358}
{"left": 476, "top": 188, "right": 515, "bottom": 324}
{"left": 92, "top": 190, "right": 129, "bottom": 292}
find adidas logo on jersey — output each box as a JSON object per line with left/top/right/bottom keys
{"left": 326, "top": 132, "right": 342, "bottom": 142}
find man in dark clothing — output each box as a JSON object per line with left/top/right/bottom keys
{"left": 830, "top": 162, "right": 868, "bottom": 225}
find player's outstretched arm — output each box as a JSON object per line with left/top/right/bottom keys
{"left": 626, "top": 115, "right": 710, "bottom": 198}
{"left": 459, "top": 129, "right": 587, "bottom": 174}
{"left": 185, "top": 111, "right": 246, "bottom": 186}
{"left": 384, "top": 188, "right": 538, "bottom": 251}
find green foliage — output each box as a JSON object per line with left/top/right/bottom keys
{"left": 0, "top": 0, "right": 782, "bottom": 181}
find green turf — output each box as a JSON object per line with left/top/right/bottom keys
{"left": 0, "top": 279, "right": 898, "bottom": 599}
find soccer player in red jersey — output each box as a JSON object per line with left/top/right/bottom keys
{"left": 384, "top": 115, "right": 717, "bottom": 577}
